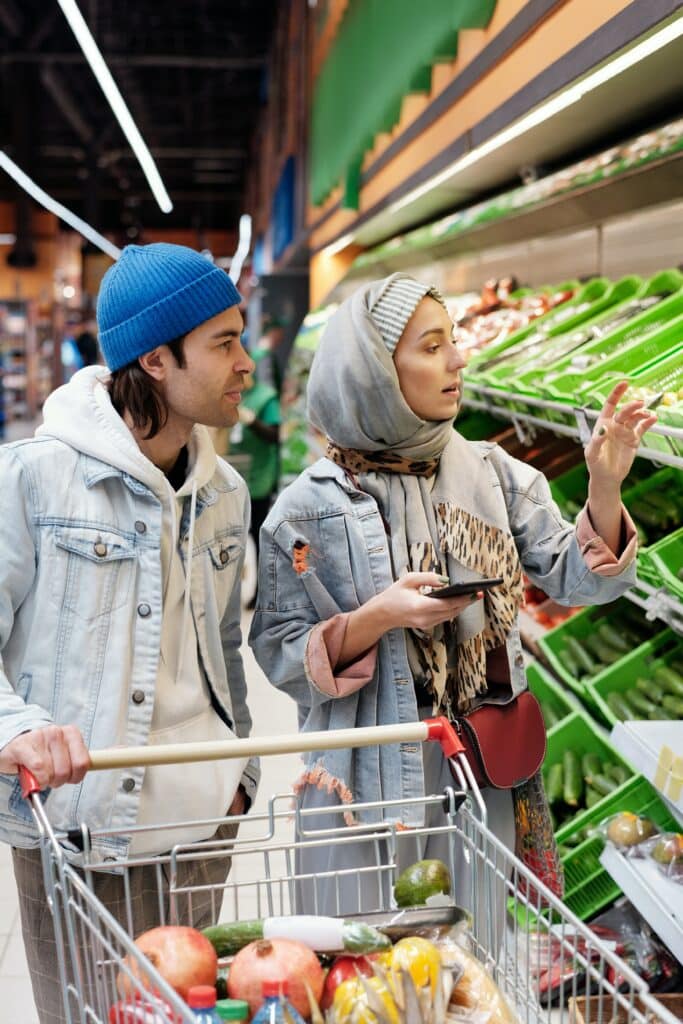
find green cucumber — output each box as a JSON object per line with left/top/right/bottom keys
{"left": 597, "top": 623, "right": 630, "bottom": 654}
{"left": 562, "top": 750, "right": 582, "bottom": 807}
{"left": 562, "top": 649, "right": 581, "bottom": 679}
{"left": 589, "top": 773, "right": 619, "bottom": 797}
{"left": 584, "top": 634, "right": 622, "bottom": 665}
{"left": 203, "top": 920, "right": 264, "bottom": 956}
{"left": 653, "top": 665, "right": 683, "bottom": 697}
{"left": 565, "top": 636, "right": 598, "bottom": 677}
{"left": 634, "top": 677, "right": 665, "bottom": 702}
{"left": 582, "top": 752, "right": 602, "bottom": 782}
{"left": 585, "top": 786, "right": 603, "bottom": 809}
{"left": 624, "top": 690, "right": 658, "bottom": 716}
{"left": 661, "top": 694, "right": 683, "bottom": 717}
{"left": 606, "top": 691, "right": 634, "bottom": 721}
{"left": 648, "top": 707, "right": 677, "bottom": 720}
{"left": 603, "top": 763, "right": 629, "bottom": 786}
{"left": 541, "top": 701, "right": 562, "bottom": 729}
{"left": 546, "top": 762, "right": 564, "bottom": 805}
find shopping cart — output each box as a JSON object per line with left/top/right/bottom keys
{"left": 19, "top": 718, "right": 680, "bottom": 1024}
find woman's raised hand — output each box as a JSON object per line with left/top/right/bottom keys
{"left": 584, "top": 381, "right": 658, "bottom": 489}
{"left": 378, "top": 571, "right": 482, "bottom": 631}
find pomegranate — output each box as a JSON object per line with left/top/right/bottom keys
{"left": 227, "top": 938, "right": 324, "bottom": 1018}
{"left": 117, "top": 925, "right": 217, "bottom": 1001}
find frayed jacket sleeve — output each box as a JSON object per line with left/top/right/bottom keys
{"left": 490, "top": 447, "right": 637, "bottom": 605}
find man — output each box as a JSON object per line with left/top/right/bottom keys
{"left": 0, "top": 242, "right": 260, "bottom": 1022}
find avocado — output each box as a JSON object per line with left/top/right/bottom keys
{"left": 393, "top": 859, "right": 452, "bottom": 908}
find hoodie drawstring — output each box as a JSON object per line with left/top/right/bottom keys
{"left": 176, "top": 478, "right": 198, "bottom": 683}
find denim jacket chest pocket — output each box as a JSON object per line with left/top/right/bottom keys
{"left": 49, "top": 523, "right": 137, "bottom": 622}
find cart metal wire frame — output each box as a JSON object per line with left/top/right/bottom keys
{"left": 19, "top": 719, "right": 680, "bottom": 1024}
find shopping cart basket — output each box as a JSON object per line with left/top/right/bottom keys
{"left": 19, "top": 718, "right": 680, "bottom": 1024}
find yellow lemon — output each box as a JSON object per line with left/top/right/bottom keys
{"left": 390, "top": 936, "right": 441, "bottom": 996}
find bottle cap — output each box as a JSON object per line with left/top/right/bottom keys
{"left": 187, "top": 985, "right": 217, "bottom": 1009}
{"left": 215, "top": 999, "right": 250, "bottom": 1021}
{"left": 261, "top": 979, "right": 289, "bottom": 998}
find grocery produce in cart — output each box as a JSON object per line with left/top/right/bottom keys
{"left": 117, "top": 926, "right": 218, "bottom": 1001}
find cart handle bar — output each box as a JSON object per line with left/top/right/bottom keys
{"left": 19, "top": 717, "right": 464, "bottom": 798}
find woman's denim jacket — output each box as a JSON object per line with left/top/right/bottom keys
{"left": 0, "top": 437, "right": 259, "bottom": 856}
{"left": 249, "top": 444, "right": 637, "bottom": 825}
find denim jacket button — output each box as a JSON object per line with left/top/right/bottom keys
{"left": 219, "top": 548, "right": 229, "bottom": 565}
{"left": 134, "top": 520, "right": 147, "bottom": 534}
{"left": 514, "top": 652, "right": 524, "bottom": 667}
{"left": 137, "top": 603, "right": 151, "bottom": 618}
{"left": 131, "top": 689, "right": 145, "bottom": 704}
{"left": 122, "top": 777, "right": 135, "bottom": 792}
{"left": 93, "top": 541, "right": 107, "bottom": 557}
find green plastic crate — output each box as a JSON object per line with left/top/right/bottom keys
{"left": 526, "top": 659, "right": 578, "bottom": 732}
{"left": 466, "top": 278, "right": 606, "bottom": 378}
{"left": 512, "top": 275, "right": 644, "bottom": 387}
{"left": 537, "top": 599, "right": 659, "bottom": 702}
{"left": 586, "top": 629, "right": 683, "bottom": 727}
{"left": 560, "top": 775, "right": 679, "bottom": 920}
{"left": 641, "top": 527, "right": 683, "bottom": 600}
{"left": 545, "top": 712, "right": 636, "bottom": 845}
{"left": 622, "top": 466, "right": 683, "bottom": 556}
{"left": 549, "top": 463, "right": 589, "bottom": 519}
{"left": 478, "top": 280, "right": 614, "bottom": 387}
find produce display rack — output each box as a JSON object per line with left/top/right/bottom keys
{"left": 599, "top": 845, "right": 683, "bottom": 964}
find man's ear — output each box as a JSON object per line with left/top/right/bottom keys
{"left": 138, "top": 347, "right": 167, "bottom": 381}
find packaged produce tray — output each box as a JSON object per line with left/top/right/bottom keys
{"left": 467, "top": 279, "right": 607, "bottom": 379}
{"left": 474, "top": 279, "right": 614, "bottom": 388}
{"left": 582, "top": 341, "right": 683, "bottom": 457}
{"left": 541, "top": 276, "right": 683, "bottom": 407}
{"left": 526, "top": 658, "right": 578, "bottom": 732}
{"left": 640, "top": 526, "right": 683, "bottom": 600}
{"left": 537, "top": 599, "right": 660, "bottom": 702}
{"left": 586, "top": 629, "right": 683, "bottom": 728}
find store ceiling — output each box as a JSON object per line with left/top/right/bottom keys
{"left": 0, "top": 0, "right": 279, "bottom": 240}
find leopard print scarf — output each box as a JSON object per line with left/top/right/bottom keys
{"left": 328, "top": 438, "right": 524, "bottom": 713}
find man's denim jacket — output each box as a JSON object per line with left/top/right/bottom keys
{"left": 0, "top": 437, "right": 259, "bottom": 856}
{"left": 249, "top": 446, "right": 637, "bottom": 826}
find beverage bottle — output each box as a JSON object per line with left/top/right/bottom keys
{"left": 251, "top": 980, "right": 306, "bottom": 1023}
{"left": 215, "top": 999, "right": 249, "bottom": 1022}
{"left": 187, "top": 986, "right": 221, "bottom": 1023}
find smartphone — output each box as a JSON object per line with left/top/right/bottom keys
{"left": 426, "top": 576, "right": 504, "bottom": 599}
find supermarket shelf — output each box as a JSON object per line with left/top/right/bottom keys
{"left": 609, "top": 721, "right": 683, "bottom": 829}
{"left": 461, "top": 385, "right": 683, "bottom": 471}
{"left": 600, "top": 845, "right": 683, "bottom": 962}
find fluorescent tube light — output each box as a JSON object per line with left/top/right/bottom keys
{"left": 389, "top": 16, "right": 683, "bottom": 215}
{"left": 323, "top": 232, "right": 355, "bottom": 257}
{"left": 56, "top": 0, "right": 173, "bottom": 214}
{"left": 0, "top": 151, "right": 121, "bottom": 260}
{"left": 229, "top": 214, "right": 252, "bottom": 283}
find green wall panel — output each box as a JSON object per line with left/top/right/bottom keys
{"left": 310, "top": 0, "right": 497, "bottom": 209}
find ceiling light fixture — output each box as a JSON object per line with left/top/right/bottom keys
{"left": 0, "top": 151, "right": 121, "bottom": 260}
{"left": 388, "top": 16, "right": 683, "bottom": 216}
{"left": 56, "top": 0, "right": 173, "bottom": 213}
{"left": 322, "top": 232, "right": 355, "bottom": 257}
{"left": 229, "top": 214, "right": 252, "bottom": 283}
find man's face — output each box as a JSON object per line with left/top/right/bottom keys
{"left": 160, "top": 306, "right": 255, "bottom": 429}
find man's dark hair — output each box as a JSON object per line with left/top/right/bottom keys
{"left": 108, "top": 336, "right": 185, "bottom": 439}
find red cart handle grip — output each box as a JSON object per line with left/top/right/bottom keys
{"left": 424, "top": 717, "right": 465, "bottom": 758}
{"left": 19, "top": 766, "right": 41, "bottom": 799}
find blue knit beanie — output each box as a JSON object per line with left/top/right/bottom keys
{"left": 96, "top": 243, "right": 242, "bottom": 371}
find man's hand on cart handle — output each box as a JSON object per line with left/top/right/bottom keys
{"left": 1, "top": 725, "right": 89, "bottom": 791}
{"left": 16, "top": 718, "right": 466, "bottom": 799}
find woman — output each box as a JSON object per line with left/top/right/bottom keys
{"left": 249, "top": 274, "right": 653, "bottom": 923}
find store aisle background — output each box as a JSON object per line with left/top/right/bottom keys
{"left": 0, "top": 609, "right": 300, "bottom": 1021}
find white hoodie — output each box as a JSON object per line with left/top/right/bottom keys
{"left": 37, "top": 366, "right": 246, "bottom": 855}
